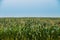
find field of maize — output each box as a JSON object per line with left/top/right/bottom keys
{"left": 0, "top": 18, "right": 60, "bottom": 40}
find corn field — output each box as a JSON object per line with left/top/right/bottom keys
{"left": 0, "top": 18, "right": 60, "bottom": 40}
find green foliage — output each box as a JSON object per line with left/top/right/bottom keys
{"left": 0, "top": 18, "right": 60, "bottom": 40}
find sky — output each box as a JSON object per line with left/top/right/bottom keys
{"left": 0, "top": 0, "right": 60, "bottom": 17}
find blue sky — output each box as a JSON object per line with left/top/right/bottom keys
{"left": 0, "top": 0, "right": 60, "bottom": 17}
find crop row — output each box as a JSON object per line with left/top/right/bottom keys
{"left": 0, "top": 25, "right": 60, "bottom": 40}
